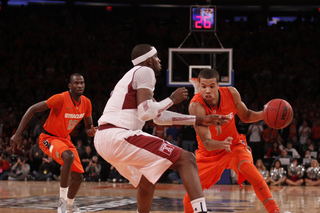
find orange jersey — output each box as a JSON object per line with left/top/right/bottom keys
{"left": 43, "top": 91, "right": 92, "bottom": 138}
{"left": 190, "top": 87, "right": 240, "bottom": 155}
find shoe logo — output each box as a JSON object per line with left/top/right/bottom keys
{"left": 260, "top": 186, "right": 265, "bottom": 190}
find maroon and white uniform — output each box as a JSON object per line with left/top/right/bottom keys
{"left": 94, "top": 66, "right": 182, "bottom": 187}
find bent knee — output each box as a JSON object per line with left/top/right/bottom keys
{"left": 179, "top": 150, "right": 197, "bottom": 166}
{"left": 61, "top": 150, "right": 75, "bottom": 162}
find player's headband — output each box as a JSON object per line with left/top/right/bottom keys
{"left": 132, "top": 47, "right": 157, "bottom": 66}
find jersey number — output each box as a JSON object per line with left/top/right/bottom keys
{"left": 67, "top": 120, "right": 79, "bottom": 130}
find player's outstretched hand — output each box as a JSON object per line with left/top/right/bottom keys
{"left": 169, "top": 87, "right": 189, "bottom": 104}
{"left": 196, "top": 114, "right": 230, "bottom": 126}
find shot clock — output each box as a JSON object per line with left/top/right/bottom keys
{"left": 190, "top": 5, "right": 216, "bottom": 32}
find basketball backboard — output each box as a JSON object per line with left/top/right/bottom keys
{"left": 167, "top": 48, "right": 233, "bottom": 87}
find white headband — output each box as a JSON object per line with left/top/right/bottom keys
{"left": 132, "top": 47, "right": 157, "bottom": 66}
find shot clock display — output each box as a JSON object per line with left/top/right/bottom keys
{"left": 190, "top": 5, "right": 216, "bottom": 32}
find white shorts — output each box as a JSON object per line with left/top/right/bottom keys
{"left": 94, "top": 124, "right": 182, "bottom": 187}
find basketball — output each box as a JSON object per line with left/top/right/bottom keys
{"left": 263, "top": 99, "right": 293, "bottom": 129}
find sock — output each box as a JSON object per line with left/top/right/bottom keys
{"left": 67, "top": 198, "right": 74, "bottom": 207}
{"left": 60, "top": 187, "right": 68, "bottom": 201}
{"left": 191, "top": 197, "right": 207, "bottom": 213}
{"left": 239, "top": 161, "right": 279, "bottom": 212}
{"left": 264, "top": 199, "right": 279, "bottom": 213}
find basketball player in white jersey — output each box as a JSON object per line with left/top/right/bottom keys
{"left": 94, "top": 44, "right": 230, "bottom": 213}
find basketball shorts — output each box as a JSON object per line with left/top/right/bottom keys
{"left": 196, "top": 136, "right": 253, "bottom": 189}
{"left": 94, "top": 124, "right": 182, "bottom": 188}
{"left": 39, "top": 133, "right": 84, "bottom": 173}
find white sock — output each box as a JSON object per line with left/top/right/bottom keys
{"left": 68, "top": 198, "right": 74, "bottom": 207}
{"left": 60, "top": 187, "right": 68, "bottom": 201}
{"left": 191, "top": 197, "right": 207, "bottom": 213}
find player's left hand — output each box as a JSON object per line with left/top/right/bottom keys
{"left": 91, "top": 125, "right": 98, "bottom": 136}
{"left": 199, "top": 114, "right": 230, "bottom": 126}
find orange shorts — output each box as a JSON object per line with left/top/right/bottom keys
{"left": 196, "top": 135, "right": 253, "bottom": 189}
{"left": 39, "top": 133, "right": 84, "bottom": 173}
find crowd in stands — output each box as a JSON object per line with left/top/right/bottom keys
{"left": 0, "top": 5, "right": 320, "bottom": 185}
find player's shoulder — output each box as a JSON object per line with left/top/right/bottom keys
{"left": 81, "top": 95, "right": 91, "bottom": 104}
{"left": 226, "top": 86, "right": 240, "bottom": 99}
{"left": 135, "top": 66, "right": 154, "bottom": 75}
{"left": 225, "top": 86, "right": 237, "bottom": 93}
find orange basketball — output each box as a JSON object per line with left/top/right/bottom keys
{"left": 263, "top": 99, "right": 293, "bottom": 129}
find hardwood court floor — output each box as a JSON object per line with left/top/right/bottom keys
{"left": 0, "top": 180, "right": 319, "bottom": 213}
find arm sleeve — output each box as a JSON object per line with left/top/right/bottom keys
{"left": 46, "top": 94, "right": 64, "bottom": 109}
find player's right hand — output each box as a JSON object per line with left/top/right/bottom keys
{"left": 222, "top": 137, "right": 233, "bottom": 152}
{"left": 169, "top": 87, "right": 189, "bottom": 104}
{"left": 10, "top": 134, "right": 22, "bottom": 148}
{"left": 208, "top": 137, "right": 232, "bottom": 152}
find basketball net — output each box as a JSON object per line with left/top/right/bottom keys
{"left": 189, "top": 78, "right": 200, "bottom": 94}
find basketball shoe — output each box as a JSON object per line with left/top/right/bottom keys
{"left": 67, "top": 205, "right": 87, "bottom": 213}
{"left": 58, "top": 198, "right": 67, "bottom": 213}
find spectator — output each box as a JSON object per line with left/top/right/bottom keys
{"left": 288, "top": 118, "right": 298, "bottom": 139}
{"left": 32, "top": 156, "right": 57, "bottom": 181}
{"left": 275, "top": 135, "right": 284, "bottom": 150}
{"left": 247, "top": 121, "right": 263, "bottom": 162}
{"left": 20, "top": 138, "right": 30, "bottom": 158}
{"left": 285, "top": 142, "right": 300, "bottom": 159}
{"left": 255, "top": 159, "right": 271, "bottom": 184}
{"left": 262, "top": 126, "right": 278, "bottom": 154}
{"left": 166, "top": 125, "right": 180, "bottom": 146}
{"left": 285, "top": 159, "right": 304, "bottom": 186}
{"left": 75, "top": 139, "right": 86, "bottom": 157}
{"left": 81, "top": 145, "right": 96, "bottom": 169}
{"left": 301, "top": 138, "right": 315, "bottom": 155}
{"left": 180, "top": 125, "right": 197, "bottom": 153}
{"left": 8, "top": 157, "right": 30, "bottom": 181}
{"left": 311, "top": 119, "right": 320, "bottom": 145}
{"left": 269, "top": 160, "right": 287, "bottom": 186}
{"left": 305, "top": 159, "right": 320, "bottom": 186}
{"left": 265, "top": 142, "right": 281, "bottom": 158}
{"left": 287, "top": 134, "right": 301, "bottom": 154}
{"left": 84, "top": 156, "right": 101, "bottom": 182}
{"left": 0, "top": 153, "right": 10, "bottom": 180}
{"left": 108, "top": 165, "right": 126, "bottom": 183}
{"left": 29, "top": 138, "right": 44, "bottom": 173}
{"left": 304, "top": 150, "right": 313, "bottom": 159}
{"left": 272, "top": 149, "right": 293, "bottom": 167}
{"left": 298, "top": 120, "right": 311, "bottom": 145}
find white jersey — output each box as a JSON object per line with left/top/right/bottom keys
{"left": 98, "top": 66, "right": 156, "bottom": 130}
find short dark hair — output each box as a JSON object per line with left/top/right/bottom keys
{"left": 198, "top": 69, "right": 220, "bottom": 82}
{"left": 131, "top": 44, "right": 152, "bottom": 61}
{"left": 70, "top": 73, "right": 83, "bottom": 83}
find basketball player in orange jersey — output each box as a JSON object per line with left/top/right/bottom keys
{"left": 183, "top": 69, "right": 290, "bottom": 213}
{"left": 95, "top": 44, "right": 230, "bottom": 213}
{"left": 11, "top": 73, "right": 96, "bottom": 213}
